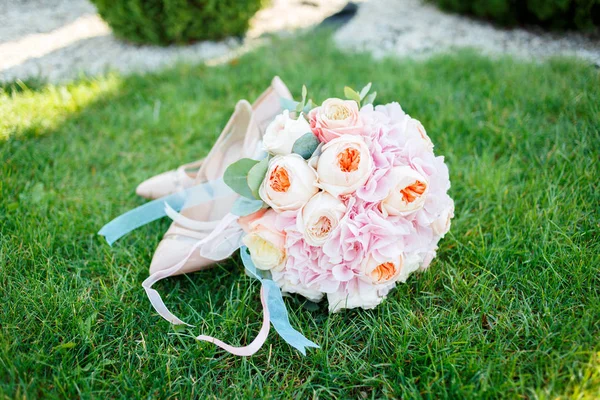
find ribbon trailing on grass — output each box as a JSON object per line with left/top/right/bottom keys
{"left": 240, "top": 246, "right": 319, "bottom": 355}
{"left": 98, "top": 182, "right": 318, "bottom": 356}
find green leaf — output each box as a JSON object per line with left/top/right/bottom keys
{"left": 344, "top": 86, "right": 361, "bottom": 104}
{"left": 280, "top": 98, "right": 299, "bottom": 111}
{"left": 223, "top": 158, "right": 259, "bottom": 199}
{"left": 231, "top": 197, "right": 264, "bottom": 216}
{"left": 247, "top": 157, "right": 269, "bottom": 199}
{"left": 302, "top": 99, "right": 317, "bottom": 115}
{"left": 363, "top": 91, "right": 377, "bottom": 106}
{"left": 291, "top": 132, "right": 320, "bottom": 159}
{"left": 301, "top": 85, "right": 307, "bottom": 103}
{"left": 359, "top": 82, "right": 372, "bottom": 100}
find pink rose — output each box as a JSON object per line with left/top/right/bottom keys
{"left": 309, "top": 98, "right": 363, "bottom": 142}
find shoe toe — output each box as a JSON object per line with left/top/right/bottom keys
{"left": 149, "top": 236, "right": 215, "bottom": 276}
{"left": 136, "top": 171, "right": 176, "bottom": 199}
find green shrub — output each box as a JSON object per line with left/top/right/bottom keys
{"left": 90, "top": 0, "right": 264, "bottom": 46}
{"left": 429, "top": 0, "right": 600, "bottom": 31}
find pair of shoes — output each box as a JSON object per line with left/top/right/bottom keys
{"left": 135, "top": 76, "right": 292, "bottom": 200}
{"left": 139, "top": 77, "right": 292, "bottom": 277}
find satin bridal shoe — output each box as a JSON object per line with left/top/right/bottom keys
{"left": 148, "top": 100, "right": 261, "bottom": 276}
{"left": 135, "top": 76, "right": 292, "bottom": 200}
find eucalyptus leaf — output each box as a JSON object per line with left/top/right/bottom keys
{"left": 302, "top": 85, "right": 307, "bottom": 103}
{"left": 344, "top": 86, "right": 361, "bottom": 103}
{"left": 359, "top": 82, "right": 372, "bottom": 100}
{"left": 231, "top": 197, "right": 265, "bottom": 217}
{"left": 302, "top": 99, "right": 317, "bottom": 115}
{"left": 291, "top": 132, "right": 320, "bottom": 159}
{"left": 280, "top": 98, "right": 299, "bottom": 111}
{"left": 223, "top": 158, "right": 259, "bottom": 199}
{"left": 247, "top": 157, "right": 269, "bottom": 199}
{"left": 363, "top": 91, "right": 377, "bottom": 106}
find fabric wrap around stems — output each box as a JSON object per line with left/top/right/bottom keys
{"left": 98, "top": 181, "right": 318, "bottom": 356}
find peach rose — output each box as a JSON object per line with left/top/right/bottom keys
{"left": 297, "top": 192, "right": 347, "bottom": 246}
{"left": 360, "top": 254, "right": 404, "bottom": 285}
{"left": 380, "top": 166, "right": 429, "bottom": 216}
{"left": 259, "top": 154, "right": 318, "bottom": 212}
{"left": 309, "top": 98, "right": 363, "bottom": 142}
{"left": 316, "top": 135, "right": 373, "bottom": 196}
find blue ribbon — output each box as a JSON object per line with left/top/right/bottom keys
{"left": 98, "top": 179, "right": 233, "bottom": 245}
{"left": 240, "top": 246, "right": 319, "bottom": 355}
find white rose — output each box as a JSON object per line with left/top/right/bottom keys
{"left": 241, "top": 210, "right": 286, "bottom": 271}
{"left": 431, "top": 203, "right": 454, "bottom": 237}
{"left": 263, "top": 110, "right": 312, "bottom": 156}
{"left": 259, "top": 154, "right": 318, "bottom": 212}
{"left": 316, "top": 135, "right": 373, "bottom": 196}
{"left": 297, "top": 192, "right": 346, "bottom": 246}
{"left": 359, "top": 254, "right": 404, "bottom": 285}
{"left": 380, "top": 166, "right": 429, "bottom": 216}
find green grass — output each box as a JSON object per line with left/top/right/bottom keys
{"left": 1, "top": 32, "right": 599, "bottom": 398}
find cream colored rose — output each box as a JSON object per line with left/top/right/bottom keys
{"left": 397, "top": 253, "right": 423, "bottom": 283}
{"left": 431, "top": 203, "right": 454, "bottom": 237}
{"left": 380, "top": 166, "right": 429, "bottom": 216}
{"left": 360, "top": 254, "right": 404, "bottom": 285}
{"left": 407, "top": 118, "right": 434, "bottom": 151}
{"left": 263, "top": 110, "right": 312, "bottom": 156}
{"left": 241, "top": 209, "right": 286, "bottom": 271}
{"left": 259, "top": 154, "right": 318, "bottom": 212}
{"left": 297, "top": 192, "right": 346, "bottom": 246}
{"left": 316, "top": 135, "right": 373, "bottom": 196}
{"left": 309, "top": 98, "right": 363, "bottom": 142}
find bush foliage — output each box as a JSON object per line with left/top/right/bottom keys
{"left": 429, "top": 0, "right": 600, "bottom": 31}
{"left": 90, "top": 0, "right": 263, "bottom": 45}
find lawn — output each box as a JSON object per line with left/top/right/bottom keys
{"left": 1, "top": 31, "right": 599, "bottom": 398}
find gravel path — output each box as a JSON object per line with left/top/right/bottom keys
{"left": 335, "top": 0, "right": 600, "bottom": 66}
{"left": 2, "top": 0, "right": 599, "bottom": 84}
{"left": 0, "top": 0, "right": 349, "bottom": 83}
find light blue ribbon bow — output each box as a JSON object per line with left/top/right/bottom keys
{"left": 240, "top": 246, "right": 319, "bottom": 355}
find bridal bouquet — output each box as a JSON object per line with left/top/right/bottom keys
{"left": 225, "top": 84, "right": 454, "bottom": 313}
